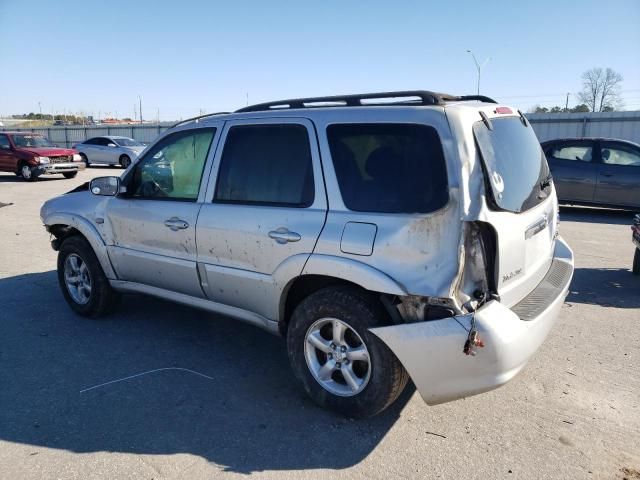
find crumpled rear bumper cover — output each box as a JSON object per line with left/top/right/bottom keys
{"left": 370, "top": 236, "right": 574, "bottom": 405}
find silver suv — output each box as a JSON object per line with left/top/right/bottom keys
{"left": 41, "top": 91, "right": 574, "bottom": 418}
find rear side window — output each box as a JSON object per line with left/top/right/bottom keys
{"left": 549, "top": 144, "right": 593, "bottom": 162}
{"left": 214, "top": 124, "right": 314, "bottom": 207}
{"left": 326, "top": 124, "right": 448, "bottom": 213}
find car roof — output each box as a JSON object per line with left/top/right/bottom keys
{"left": 541, "top": 137, "right": 640, "bottom": 147}
{"left": 171, "top": 90, "right": 503, "bottom": 129}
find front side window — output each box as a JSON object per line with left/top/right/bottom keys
{"left": 0, "top": 134, "right": 10, "bottom": 149}
{"left": 549, "top": 144, "right": 593, "bottom": 162}
{"left": 474, "top": 117, "right": 550, "bottom": 213}
{"left": 326, "top": 123, "right": 449, "bottom": 213}
{"left": 214, "top": 124, "right": 314, "bottom": 207}
{"left": 601, "top": 142, "right": 640, "bottom": 167}
{"left": 128, "top": 128, "right": 215, "bottom": 201}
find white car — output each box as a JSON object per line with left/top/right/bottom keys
{"left": 73, "top": 136, "right": 146, "bottom": 168}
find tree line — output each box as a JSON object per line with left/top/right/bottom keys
{"left": 530, "top": 67, "right": 623, "bottom": 114}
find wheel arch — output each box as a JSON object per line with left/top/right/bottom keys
{"left": 278, "top": 256, "right": 408, "bottom": 336}
{"left": 45, "top": 213, "right": 117, "bottom": 279}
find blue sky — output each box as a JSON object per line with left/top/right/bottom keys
{"left": 1, "top": 0, "right": 639, "bottom": 120}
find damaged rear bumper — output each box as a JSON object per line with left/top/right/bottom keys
{"left": 370, "top": 236, "right": 574, "bottom": 405}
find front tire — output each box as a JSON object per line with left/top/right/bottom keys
{"left": 57, "top": 236, "right": 119, "bottom": 317}
{"left": 633, "top": 249, "right": 640, "bottom": 275}
{"left": 63, "top": 172, "right": 78, "bottom": 179}
{"left": 19, "top": 162, "right": 37, "bottom": 182}
{"left": 119, "top": 154, "right": 131, "bottom": 169}
{"left": 287, "top": 286, "right": 408, "bottom": 418}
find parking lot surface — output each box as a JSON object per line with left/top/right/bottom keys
{"left": 1, "top": 168, "right": 639, "bottom": 479}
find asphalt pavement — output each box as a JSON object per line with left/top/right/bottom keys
{"left": 0, "top": 168, "right": 638, "bottom": 479}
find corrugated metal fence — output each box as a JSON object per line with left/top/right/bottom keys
{"left": 527, "top": 111, "right": 640, "bottom": 144}
{"left": 0, "top": 124, "right": 172, "bottom": 148}
{"left": 3, "top": 111, "right": 640, "bottom": 147}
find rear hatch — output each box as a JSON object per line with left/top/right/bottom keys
{"left": 472, "top": 111, "right": 557, "bottom": 307}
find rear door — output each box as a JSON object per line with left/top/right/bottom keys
{"left": 106, "top": 125, "right": 221, "bottom": 297}
{"left": 196, "top": 118, "right": 327, "bottom": 319}
{"left": 545, "top": 140, "right": 597, "bottom": 202}
{"left": 594, "top": 140, "right": 640, "bottom": 207}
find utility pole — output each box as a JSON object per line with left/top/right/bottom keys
{"left": 138, "top": 95, "right": 143, "bottom": 123}
{"left": 565, "top": 92, "right": 570, "bottom": 112}
{"left": 157, "top": 108, "right": 160, "bottom": 124}
{"left": 134, "top": 104, "right": 137, "bottom": 122}
{"left": 38, "top": 101, "right": 42, "bottom": 117}
{"left": 466, "top": 50, "right": 491, "bottom": 96}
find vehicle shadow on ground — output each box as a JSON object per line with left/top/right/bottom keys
{"left": 559, "top": 205, "right": 637, "bottom": 226}
{"left": 0, "top": 174, "right": 60, "bottom": 183}
{"left": 567, "top": 267, "right": 640, "bottom": 308}
{"left": 0, "top": 271, "right": 413, "bottom": 473}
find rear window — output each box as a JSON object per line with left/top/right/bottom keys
{"left": 473, "top": 117, "right": 550, "bottom": 213}
{"left": 326, "top": 124, "right": 449, "bottom": 213}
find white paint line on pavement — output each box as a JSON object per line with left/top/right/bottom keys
{"left": 79, "top": 367, "right": 214, "bottom": 393}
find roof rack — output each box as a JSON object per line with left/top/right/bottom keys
{"left": 171, "top": 112, "right": 230, "bottom": 128}
{"left": 236, "top": 90, "right": 497, "bottom": 113}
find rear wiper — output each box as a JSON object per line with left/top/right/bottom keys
{"left": 540, "top": 173, "right": 553, "bottom": 190}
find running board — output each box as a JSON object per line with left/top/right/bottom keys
{"left": 109, "top": 280, "right": 280, "bottom": 335}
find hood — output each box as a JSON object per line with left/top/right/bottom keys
{"left": 18, "top": 147, "right": 77, "bottom": 156}
{"left": 123, "top": 146, "right": 145, "bottom": 154}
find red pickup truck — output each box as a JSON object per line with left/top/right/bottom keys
{"left": 0, "top": 131, "right": 85, "bottom": 181}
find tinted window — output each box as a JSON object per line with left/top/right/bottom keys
{"left": 214, "top": 124, "right": 314, "bottom": 207}
{"left": 601, "top": 142, "right": 640, "bottom": 167}
{"left": 0, "top": 134, "right": 10, "bottom": 149}
{"left": 326, "top": 124, "right": 448, "bottom": 213}
{"left": 549, "top": 144, "right": 593, "bottom": 162}
{"left": 129, "top": 128, "right": 215, "bottom": 201}
{"left": 474, "top": 117, "right": 550, "bottom": 213}
{"left": 83, "top": 138, "right": 100, "bottom": 145}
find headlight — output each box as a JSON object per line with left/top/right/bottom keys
{"left": 36, "top": 156, "right": 50, "bottom": 164}
{"left": 73, "top": 154, "right": 82, "bottom": 162}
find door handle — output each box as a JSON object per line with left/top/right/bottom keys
{"left": 164, "top": 217, "right": 189, "bottom": 231}
{"left": 268, "top": 227, "right": 301, "bottom": 244}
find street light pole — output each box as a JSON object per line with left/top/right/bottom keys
{"left": 466, "top": 50, "right": 491, "bottom": 96}
{"left": 138, "top": 95, "right": 143, "bottom": 123}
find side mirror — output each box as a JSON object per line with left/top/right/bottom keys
{"left": 90, "top": 176, "right": 120, "bottom": 196}
{"left": 107, "top": 143, "right": 117, "bottom": 148}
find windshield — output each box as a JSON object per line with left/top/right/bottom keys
{"left": 12, "top": 135, "right": 55, "bottom": 148}
{"left": 473, "top": 116, "right": 550, "bottom": 213}
{"left": 115, "top": 138, "right": 143, "bottom": 147}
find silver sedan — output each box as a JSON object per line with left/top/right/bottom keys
{"left": 73, "top": 136, "right": 146, "bottom": 168}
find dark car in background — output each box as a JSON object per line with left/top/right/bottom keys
{"left": 542, "top": 138, "right": 640, "bottom": 209}
{"left": 632, "top": 214, "right": 640, "bottom": 275}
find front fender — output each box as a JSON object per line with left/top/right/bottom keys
{"left": 43, "top": 212, "right": 117, "bottom": 279}
{"left": 301, "top": 254, "right": 407, "bottom": 295}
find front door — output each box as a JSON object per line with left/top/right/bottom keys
{"left": 196, "top": 119, "right": 327, "bottom": 320}
{"left": 594, "top": 141, "right": 640, "bottom": 208}
{"left": 545, "top": 140, "right": 597, "bottom": 202}
{"left": 106, "top": 125, "right": 221, "bottom": 297}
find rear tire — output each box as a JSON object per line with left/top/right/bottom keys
{"left": 57, "top": 236, "right": 120, "bottom": 317}
{"left": 287, "top": 286, "right": 408, "bottom": 418}
{"left": 119, "top": 154, "right": 131, "bottom": 169}
{"left": 633, "top": 249, "right": 640, "bottom": 275}
{"left": 63, "top": 172, "right": 78, "bottom": 179}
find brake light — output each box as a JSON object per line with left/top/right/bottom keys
{"left": 495, "top": 107, "right": 513, "bottom": 114}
